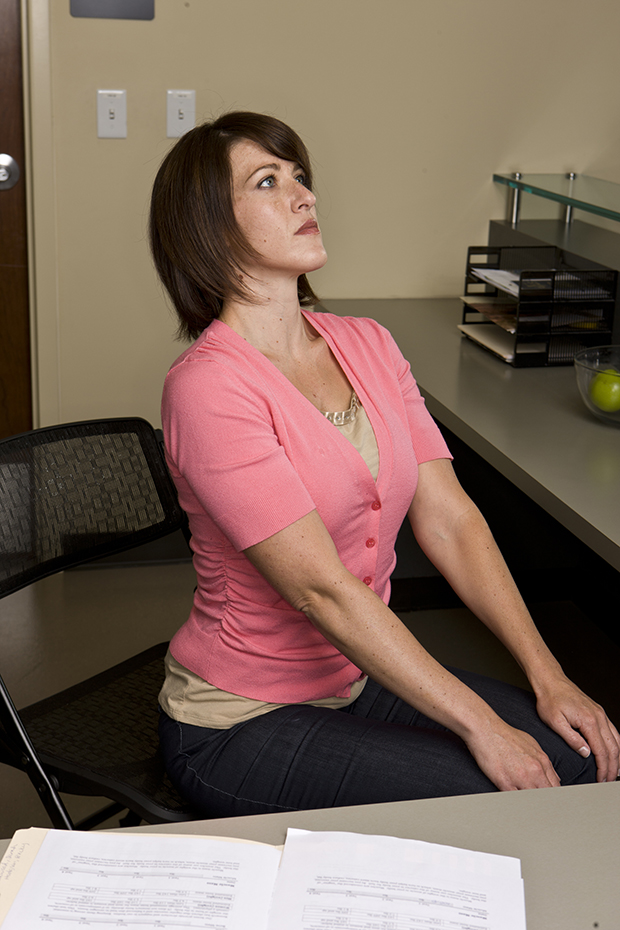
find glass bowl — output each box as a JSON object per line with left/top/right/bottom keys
{"left": 574, "top": 345, "right": 620, "bottom": 426}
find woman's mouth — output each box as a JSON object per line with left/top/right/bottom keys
{"left": 295, "top": 219, "right": 320, "bottom": 235}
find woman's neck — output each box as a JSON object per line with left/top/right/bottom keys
{"left": 220, "top": 276, "right": 353, "bottom": 414}
{"left": 219, "top": 279, "right": 316, "bottom": 362}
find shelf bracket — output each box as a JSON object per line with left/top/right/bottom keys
{"left": 509, "top": 173, "right": 521, "bottom": 226}
{"left": 564, "top": 173, "right": 577, "bottom": 224}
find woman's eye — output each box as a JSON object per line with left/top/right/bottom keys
{"left": 258, "top": 175, "right": 276, "bottom": 188}
{"left": 295, "top": 174, "right": 310, "bottom": 189}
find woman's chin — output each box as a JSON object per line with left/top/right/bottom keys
{"left": 305, "top": 248, "right": 328, "bottom": 274}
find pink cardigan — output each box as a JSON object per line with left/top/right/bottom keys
{"left": 162, "top": 311, "right": 451, "bottom": 703}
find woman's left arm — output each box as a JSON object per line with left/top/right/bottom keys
{"left": 408, "top": 458, "right": 620, "bottom": 783}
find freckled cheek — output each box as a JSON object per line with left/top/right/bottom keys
{"left": 235, "top": 206, "right": 287, "bottom": 250}
{"left": 257, "top": 221, "right": 285, "bottom": 245}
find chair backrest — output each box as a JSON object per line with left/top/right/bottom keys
{"left": 0, "top": 418, "right": 196, "bottom": 828}
{"left": 0, "top": 417, "right": 187, "bottom": 598}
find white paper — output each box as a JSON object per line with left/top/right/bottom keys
{"left": 458, "top": 323, "right": 517, "bottom": 361}
{"left": 470, "top": 266, "right": 610, "bottom": 301}
{"left": 0, "top": 829, "right": 281, "bottom": 930}
{"left": 470, "top": 268, "right": 521, "bottom": 297}
{"left": 266, "top": 829, "right": 526, "bottom": 930}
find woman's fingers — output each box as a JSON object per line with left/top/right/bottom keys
{"left": 536, "top": 684, "right": 620, "bottom": 784}
{"left": 467, "top": 724, "right": 560, "bottom": 792}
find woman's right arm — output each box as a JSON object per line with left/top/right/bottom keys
{"left": 244, "top": 508, "right": 561, "bottom": 791}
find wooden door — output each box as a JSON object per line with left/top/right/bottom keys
{"left": 0, "top": 0, "right": 32, "bottom": 438}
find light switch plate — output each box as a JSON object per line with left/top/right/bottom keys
{"left": 167, "top": 90, "right": 196, "bottom": 138}
{"left": 97, "top": 90, "right": 127, "bottom": 138}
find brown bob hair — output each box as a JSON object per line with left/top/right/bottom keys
{"left": 149, "top": 111, "right": 320, "bottom": 340}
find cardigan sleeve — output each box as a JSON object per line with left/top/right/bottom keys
{"left": 162, "top": 356, "right": 316, "bottom": 552}
{"left": 397, "top": 359, "right": 452, "bottom": 464}
{"left": 358, "top": 316, "right": 452, "bottom": 464}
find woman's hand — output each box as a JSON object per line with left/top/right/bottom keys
{"left": 465, "top": 720, "right": 560, "bottom": 791}
{"left": 533, "top": 675, "right": 620, "bottom": 784}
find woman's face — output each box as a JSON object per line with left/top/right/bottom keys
{"left": 230, "top": 138, "right": 327, "bottom": 282}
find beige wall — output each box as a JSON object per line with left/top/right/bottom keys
{"left": 25, "top": 0, "right": 620, "bottom": 427}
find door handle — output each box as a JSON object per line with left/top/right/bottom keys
{"left": 0, "top": 155, "right": 21, "bottom": 191}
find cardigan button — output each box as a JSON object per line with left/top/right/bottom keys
{"left": 365, "top": 538, "right": 376, "bottom": 548}
{"left": 363, "top": 576, "right": 372, "bottom": 585}
{"left": 371, "top": 500, "right": 381, "bottom": 511}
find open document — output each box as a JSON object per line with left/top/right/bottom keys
{"left": 0, "top": 826, "right": 526, "bottom": 929}
{"left": 268, "top": 828, "right": 525, "bottom": 930}
{"left": 0, "top": 829, "right": 280, "bottom": 930}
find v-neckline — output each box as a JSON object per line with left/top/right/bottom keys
{"left": 209, "top": 312, "right": 386, "bottom": 488}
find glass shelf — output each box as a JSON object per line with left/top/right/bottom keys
{"left": 493, "top": 173, "right": 620, "bottom": 224}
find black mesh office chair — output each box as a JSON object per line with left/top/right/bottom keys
{"left": 0, "top": 418, "right": 201, "bottom": 829}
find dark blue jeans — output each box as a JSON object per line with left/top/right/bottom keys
{"left": 158, "top": 667, "right": 597, "bottom": 818}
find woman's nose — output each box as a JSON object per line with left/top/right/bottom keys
{"left": 291, "top": 180, "right": 316, "bottom": 210}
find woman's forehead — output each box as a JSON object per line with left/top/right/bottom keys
{"left": 230, "top": 138, "right": 298, "bottom": 184}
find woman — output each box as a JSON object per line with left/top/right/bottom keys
{"left": 150, "top": 111, "right": 619, "bottom": 817}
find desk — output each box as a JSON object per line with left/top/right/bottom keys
{"left": 2, "top": 785, "right": 618, "bottom": 927}
{"left": 2, "top": 784, "right": 618, "bottom": 926}
{"left": 122, "top": 782, "right": 619, "bottom": 930}
{"left": 322, "top": 298, "right": 620, "bottom": 572}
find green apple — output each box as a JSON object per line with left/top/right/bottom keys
{"left": 589, "top": 367, "right": 620, "bottom": 413}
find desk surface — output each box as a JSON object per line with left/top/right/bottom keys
{"left": 2, "top": 783, "right": 617, "bottom": 928}
{"left": 122, "top": 782, "right": 619, "bottom": 930}
{"left": 323, "top": 298, "right": 620, "bottom": 571}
